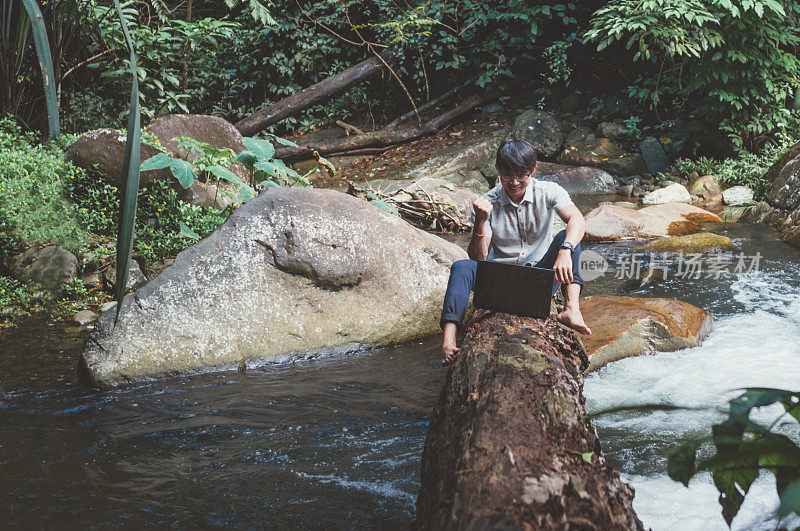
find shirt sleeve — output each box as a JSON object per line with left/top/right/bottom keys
{"left": 549, "top": 183, "right": 574, "bottom": 213}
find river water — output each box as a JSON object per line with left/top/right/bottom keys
{"left": 2, "top": 218, "right": 799, "bottom": 529}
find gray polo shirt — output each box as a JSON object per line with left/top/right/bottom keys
{"left": 471, "top": 179, "right": 573, "bottom": 265}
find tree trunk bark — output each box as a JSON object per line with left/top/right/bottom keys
{"left": 275, "top": 91, "right": 498, "bottom": 160}
{"left": 414, "top": 314, "right": 644, "bottom": 530}
{"left": 235, "top": 51, "right": 392, "bottom": 137}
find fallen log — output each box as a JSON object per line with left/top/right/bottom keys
{"left": 275, "top": 91, "right": 499, "bottom": 160}
{"left": 235, "top": 50, "right": 392, "bottom": 137}
{"left": 415, "top": 314, "right": 643, "bottom": 530}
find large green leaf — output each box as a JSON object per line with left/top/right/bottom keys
{"left": 20, "top": 0, "right": 59, "bottom": 139}
{"left": 235, "top": 151, "right": 258, "bottom": 166}
{"left": 207, "top": 164, "right": 246, "bottom": 187}
{"left": 169, "top": 159, "right": 197, "bottom": 188}
{"left": 112, "top": 0, "right": 141, "bottom": 321}
{"left": 140, "top": 153, "right": 173, "bottom": 171}
{"left": 243, "top": 137, "right": 275, "bottom": 160}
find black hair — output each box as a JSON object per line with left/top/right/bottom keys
{"left": 495, "top": 138, "right": 538, "bottom": 175}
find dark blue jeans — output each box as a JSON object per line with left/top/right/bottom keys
{"left": 440, "top": 230, "right": 583, "bottom": 328}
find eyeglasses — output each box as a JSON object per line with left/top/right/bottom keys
{"left": 498, "top": 172, "right": 532, "bottom": 183}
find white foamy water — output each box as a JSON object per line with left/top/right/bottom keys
{"left": 584, "top": 273, "right": 800, "bottom": 530}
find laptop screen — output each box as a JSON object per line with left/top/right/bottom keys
{"left": 472, "top": 261, "right": 555, "bottom": 318}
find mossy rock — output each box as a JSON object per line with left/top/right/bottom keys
{"left": 639, "top": 232, "right": 734, "bottom": 254}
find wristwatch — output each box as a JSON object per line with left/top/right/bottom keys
{"left": 560, "top": 241, "right": 575, "bottom": 254}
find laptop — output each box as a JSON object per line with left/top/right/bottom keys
{"left": 473, "top": 260, "right": 555, "bottom": 318}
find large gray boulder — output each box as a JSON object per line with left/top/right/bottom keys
{"left": 507, "top": 110, "right": 564, "bottom": 159}
{"left": 535, "top": 162, "right": 616, "bottom": 195}
{"left": 742, "top": 141, "right": 800, "bottom": 247}
{"left": 66, "top": 115, "right": 249, "bottom": 204}
{"left": 80, "top": 188, "right": 466, "bottom": 387}
{"left": 65, "top": 129, "right": 170, "bottom": 189}
{"left": 146, "top": 114, "right": 246, "bottom": 161}
{"left": 401, "top": 133, "right": 504, "bottom": 184}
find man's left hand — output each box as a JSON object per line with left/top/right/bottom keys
{"left": 554, "top": 249, "right": 573, "bottom": 284}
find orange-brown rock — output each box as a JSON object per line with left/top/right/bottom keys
{"left": 688, "top": 175, "right": 722, "bottom": 202}
{"left": 580, "top": 296, "right": 713, "bottom": 373}
{"left": 639, "top": 232, "right": 734, "bottom": 254}
{"left": 583, "top": 204, "right": 646, "bottom": 240}
{"left": 584, "top": 203, "right": 723, "bottom": 241}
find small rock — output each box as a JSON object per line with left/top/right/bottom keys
{"left": 631, "top": 185, "right": 644, "bottom": 197}
{"left": 618, "top": 175, "right": 640, "bottom": 186}
{"left": 478, "top": 102, "right": 504, "bottom": 117}
{"left": 9, "top": 244, "right": 79, "bottom": 293}
{"left": 81, "top": 270, "right": 102, "bottom": 289}
{"left": 618, "top": 184, "right": 634, "bottom": 197}
{"left": 722, "top": 185, "right": 755, "bottom": 206}
{"left": 508, "top": 110, "right": 565, "bottom": 159}
{"left": 73, "top": 309, "right": 98, "bottom": 326}
{"left": 565, "top": 126, "right": 592, "bottom": 146}
{"left": 534, "top": 163, "right": 616, "bottom": 195}
{"left": 103, "top": 260, "right": 147, "bottom": 291}
{"left": 558, "top": 138, "right": 647, "bottom": 176}
{"left": 66, "top": 129, "right": 170, "bottom": 189}
{"left": 688, "top": 175, "right": 722, "bottom": 201}
{"left": 100, "top": 301, "right": 118, "bottom": 313}
{"left": 640, "top": 137, "right": 671, "bottom": 174}
{"left": 597, "top": 121, "right": 628, "bottom": 140}
{"left": 642, "top": 183, "right": 692, "bottom": 205}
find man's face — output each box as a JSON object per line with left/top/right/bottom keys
{"left": 496, "top": 164, "right": 536, "bottom": 198}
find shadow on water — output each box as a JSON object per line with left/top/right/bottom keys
{"left": 2, "top": 218, "right": 800, "bottom": 528}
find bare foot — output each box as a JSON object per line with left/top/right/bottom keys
{"left": 442, "top": 343, "right": 459, "bottom": 366}
{"left": 557, "top": 306, "right": 592, "bottom": 335}
{"left": 441, "top": 321, "right": 460, "bottom": 365}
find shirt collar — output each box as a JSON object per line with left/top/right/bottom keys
{"left": 499, "top": 179, "right": 535, "bottom": 206}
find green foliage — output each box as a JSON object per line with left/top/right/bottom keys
{"left": 0, "top": 276, "right": 46, "bottom": 325}
{"left": 586, "top": 0, "right": 800, "bottom": 149}
{"left": 672, "top": 112, "right": 800, "bottom": 198}
{"left": 133, "top": 179, "right": 227, "bottom": 264}
{"left": 84, "top": 2, "right": 240, "bottom": 123}
{"left": 64, "top": 160, "right": 228, "bottom": 266}
{"left": 0, "top": 116, "right": 87, "bottom": 256}
{"left": 236, "top": 135, "right": 314, "bottom": 187}
{"left": 55, "top": 277, "right": 106, "bottom": 314}
{"left": 668, "top": 388, "right": 800, "bottom": 526}
{"left": 2, "top": 0, "right": 93, "bottom": 135}
{"left": 141, "top": 136, "right": 257, "bottom": 202}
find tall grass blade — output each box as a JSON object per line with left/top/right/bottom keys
{"left": 112, "top": 0, "right": 141, "bottom": 323}
{"left": 19, "top": 0, "right": 59, "bottom": 139}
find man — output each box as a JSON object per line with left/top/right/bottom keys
{"left": 441, "top": 138, "right": 592, "bottom": 365}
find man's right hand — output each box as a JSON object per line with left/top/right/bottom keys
{"left": 473, "top": 197, "right": 493, "bottom": 226}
